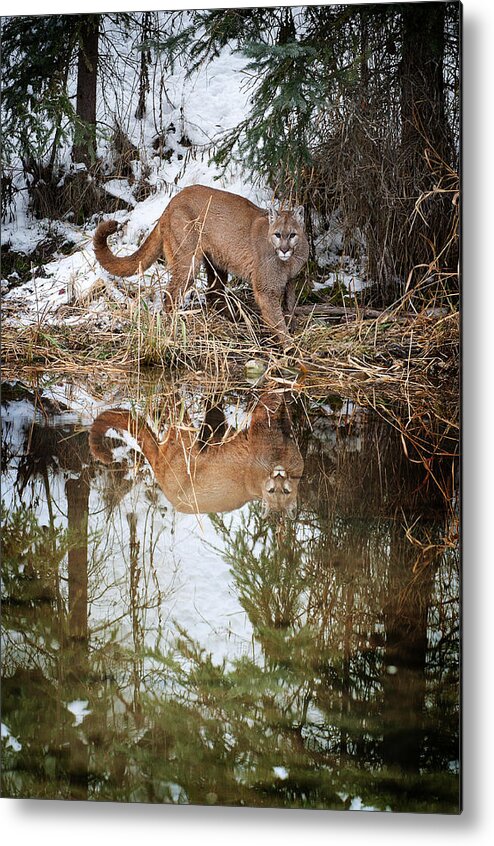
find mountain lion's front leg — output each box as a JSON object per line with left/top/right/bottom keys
{"left": 253, "top": 285, "right": 291, "bottom": 347}
{"left": 283, "top": 279, "right": 297, "bottom": 329}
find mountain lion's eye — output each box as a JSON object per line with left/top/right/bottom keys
{"left": 274, "top": 232, "right": 282, "bottom": 239}
{"left": 289, "top": 232, "right": 296, "bottom": 239}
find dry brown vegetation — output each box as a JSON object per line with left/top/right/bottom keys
{"left": 1, "top": 286, "right": 459, "bottom": 441}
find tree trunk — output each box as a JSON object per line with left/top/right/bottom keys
{"left": 66, "top": 475, "right": 89, "bottom": 643}
{"left": 381, "top": 526, "right": 435, "bottom": 775}
{"left": 400, "top": 3, "right": 449, "bottom": 168}
{"left": 398, "top": 3, "right": 453, "bottom": 287}
{"left": 135, "top": 12, "right": 152, "bottom": 120}
{"left": 65, "top": 472, "right": 90, "bottom": 800}
{"left": 73, "top": 15, "right": 100, "bottom": 165}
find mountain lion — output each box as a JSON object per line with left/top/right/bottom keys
{"left": 89, "top": 392, "right": 304, "bottom": 518}
{"left": 93, "top": 184, "right": 309, "bottom": 346}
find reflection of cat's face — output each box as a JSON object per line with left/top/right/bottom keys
{"left": 261, "top": 464, "right": 300, "bottom": 519}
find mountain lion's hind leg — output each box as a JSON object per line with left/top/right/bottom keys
{"left": 163, "top": 236, "right": 201, "bottom": 311}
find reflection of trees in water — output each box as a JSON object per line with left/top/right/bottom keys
{"left": 1, "top": 385, "right": 459, "bottom": 810}
{"left": 206, "top": 401, "right": 459, "bottom": 808}
{"left": 2, "top": 406, "right": 93, "bottom": 798}
{"left": 1, "top": 397, "right": 168, "bottom": 799}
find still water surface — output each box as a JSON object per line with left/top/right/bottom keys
{"left": 1, "top": 377, "right": 460, "bottom": 812}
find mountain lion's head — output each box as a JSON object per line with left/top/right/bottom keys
{"left": 268, "top": 206, "right": 305, "bottom": 263}
{"left": 260, "top": 462, "right": 302, "bottom": 520}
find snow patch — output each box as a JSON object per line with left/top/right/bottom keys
{"left": 66, "top": 700, "right": 92, "bottom": 726}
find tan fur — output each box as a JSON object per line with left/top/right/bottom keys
{"left": 89, "top": 393, "right": 304, "bottom": 517}
{"left": 93, "top": 184, "right": 309, "bottom": 345}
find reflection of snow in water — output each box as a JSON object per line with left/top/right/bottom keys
{"left": 310, "top": 399, "right": 366, "bottom": 458}
{"left": 65, "top": 700, "right": 91, "bottom": 727}
{"left": 1, "top": 722, "right": 22, "bottom": 752}
{"left": 0, "top": 387, "right": 369, "bottom": 675}
{"left": 91, "top": 475, "right": 257, "bottom": 665}
{"left": 1, "top": 380, "right": 459, "bottom": 688}
{"left": 1, "top": 391, "right": 257, "bottom": 669}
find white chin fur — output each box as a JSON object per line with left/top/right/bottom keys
{"left": 278, "top": 253, "right": 291, "bottom": 261}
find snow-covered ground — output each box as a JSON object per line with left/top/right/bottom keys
{"left": 1, "top": 30, "right": 267, "bottom": 327}
{"left": 1, "top": 19, "right": 366, "bottom": 328}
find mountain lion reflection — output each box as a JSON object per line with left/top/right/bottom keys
{"left": 93, "top": 184, "right": 309, "bottom": 346}
{"left": 89, "top": 393, "right": 304, "bottom": 518}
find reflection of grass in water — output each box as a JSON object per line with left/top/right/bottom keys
{"left": 201, "top": 502, "right": 459, "bottom": 811}
{"left": 1, "top": 501, "right": 93, "bottom": 641}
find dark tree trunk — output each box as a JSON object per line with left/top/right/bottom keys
{"left": 400, "top": 3, "right": 450, "bottom": 167}
{"left": 66, "top": 475, "right": 89, "bottom": 643}
{"left": 381, "top": 527, "right": 435, "bottom": 774}
{"left": 359, "top": 9, "right": 370, "bottom": 93}
{"left": 65, "top": 472, "right": 90, "bottom": 800}
{"left": 277, "top": 6, "right": 295, "bottom": 45}
{"left": 73, "top": 15, "right": 100, "bottom": 165}
{"left": 135, "top": 12, "right": 152, "bottom": 120}
{"left": 397, "top": 2, "right": 454, "bottom": 288}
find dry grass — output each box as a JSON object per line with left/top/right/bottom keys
{"left": 307, "top": 98, "right": 459, "bottom": 305}
{"left": 1, "top": 291, "right": 459, "bottom": 429}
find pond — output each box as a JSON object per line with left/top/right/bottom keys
{"left": 1, "top": 374, "right": 460, "bottom": 813}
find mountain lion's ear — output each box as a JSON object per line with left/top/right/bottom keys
{"left": 268, "top": 204, "right": 278, "bottom": 225}
{"left": 293, "top": 205, "right": 304, "bottom": 225}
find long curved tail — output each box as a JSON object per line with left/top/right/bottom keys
{"left": 93, "top": 219, "right": 163, "bottom": 277}
{"left": 89, "top": 409, "right": 159, "bottom": 467}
